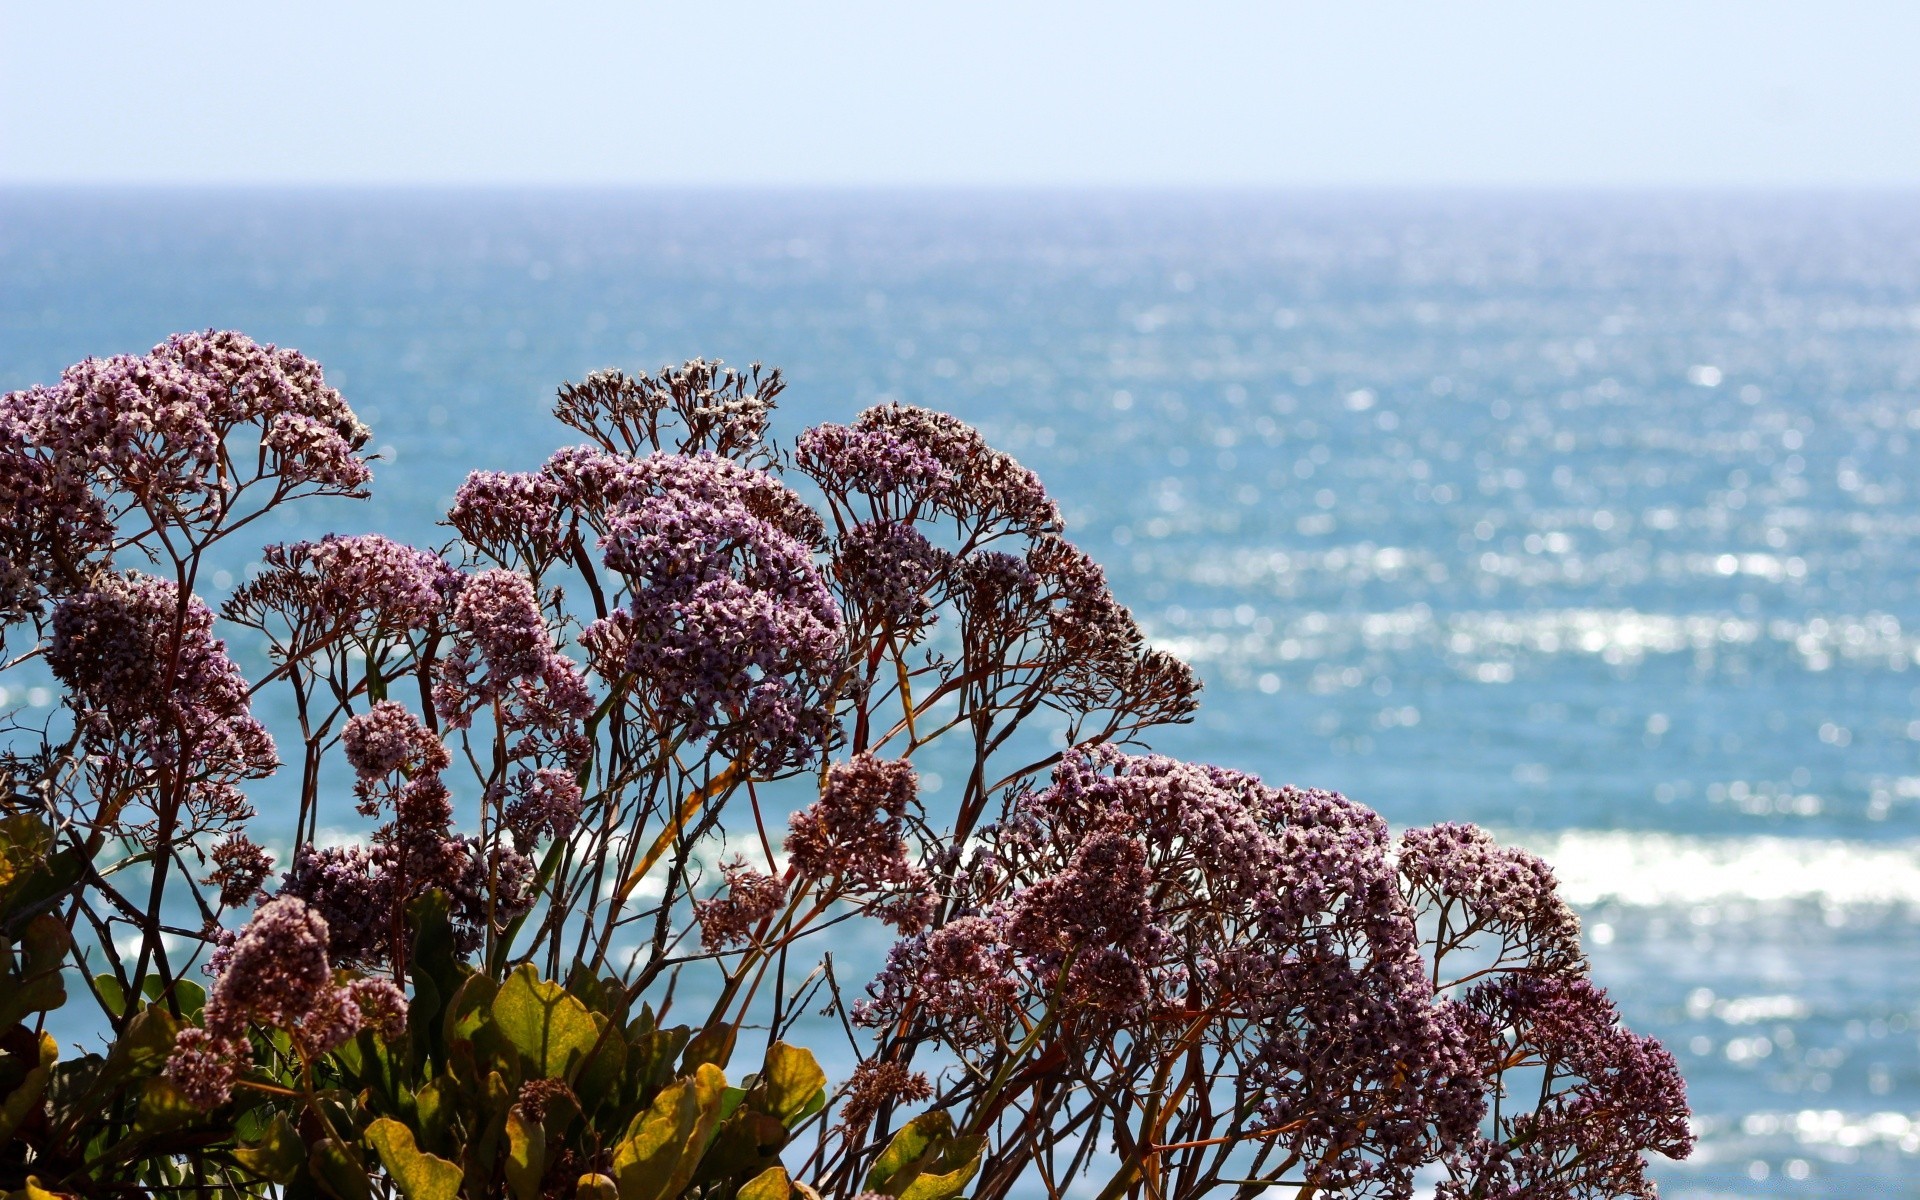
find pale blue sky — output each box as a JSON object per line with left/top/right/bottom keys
{"left": 5, "top": 0, "right": 1919, "bottom": 187}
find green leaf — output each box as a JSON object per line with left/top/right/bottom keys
{"left": 754, "top": 1043, "right": 825, "bottom": 1126}
{"left": 0, "top": 1030, "right": 56, "bottom": 1143}
{"left": 505, "top": 1108, "right": 546, "bottom": 1200}
{"left": 366, "top": 1117, "right": 463, "bottom": 1200}
{"left": 573, "top": 1018, "right": 627, "bottom": 1114}
{"left": 680, "top": 1023, "right": 736, "bottom": 1073}
{"left": 233, "top": 1111, "right": 305, "bottom": 1185}
{"left": 737, "top": 1165, "right": 793, "bottom": 1200}
{"left": 93, "top": 974, "right": 128, "bottom": 1019}
{"left": 630, "top": 1026, "right": 692, "bottom": 1094}
{"left": 492, "top": 964, "right": 601, "bottom": 1082}
{"left": 0, "top": 915, "right": 69, "bottom": 1028}
{"left": 109, "top": 1005, "right": 184, "bottom": 1079}
{"left": 576, "top": 1175, "right": 619, "bottom": 1200}
{"left": 611, "top": 1062, "right": 728, "bottom": 1200}
{"left": 864, "top": 1111, "right": 985, "bottom": 1200}
{"left": 132, "top": 1075, "right": 198, "bottom": 1135}
{"left": 692, "top": 1110, "right": 789, "bottom": 1190}
{"left": 137, "top": 975, "right": 205, "bottom": 1017}
{"left": 309, "top": 1136, "right": 373, "bottom": 1200}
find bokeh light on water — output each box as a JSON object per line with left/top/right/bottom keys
{"left": 4, "top": 189, "right": 1919, "bottom": 1196}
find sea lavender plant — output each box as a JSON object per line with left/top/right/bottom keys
{"left": 0, "top": 332, "right": 1690, "bottom": 1200}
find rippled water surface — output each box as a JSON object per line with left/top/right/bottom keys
{"left": 4, "top": 189, "right": 1919, "bottom": 1196}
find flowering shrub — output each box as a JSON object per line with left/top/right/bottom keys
{"left": 0, "top": 334, "right": 1691, "bottom": 1199}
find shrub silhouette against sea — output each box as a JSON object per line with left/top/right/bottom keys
{"left": 0, "top": 332, "right": 1691, "bottom": 1199}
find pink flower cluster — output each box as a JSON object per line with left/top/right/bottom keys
{"left": 166, "top": 897, "right": 407, "bottom": 1109}
{"left": 47, "top": 572, "right": 275, "bottom": 831}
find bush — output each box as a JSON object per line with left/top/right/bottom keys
{"left": 0, "top": 332, "right": 1690, "bottom": 1199}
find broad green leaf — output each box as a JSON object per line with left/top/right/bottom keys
{"left": 738, "top": 1166, "right": 793, "bottom": 1200}
{"left": 133, "top": 1076, "right": 197, "bottom": 1134}
{"left": 366, "top": 1117, "right": 462, "bottom": 1200}
{"left": 505, "top": 1108, "right": 546, "bottom": 1200}
{"left": 109, "top": 1005, "right": 184, "bottom": 1079}
{"left": 0, "top": 915, "right": 68, "bottom": 1027}
{"left": 0, "top": 1031, "right": 56, "bottom": 1143}
{"left": 444, "top": 973, "right": 498, "bottom": 1047}
{"left": 755, "top": 1043, "right": 825, "bottom": 1126}
{"left": 574, "top": 1024, "right": 626, "bottom": 1114}
{"left": 492, "top": 965, "right": 601, "bottom": 1081}
{"left": 611, "top": 1062, "right": 728, "bottom": 1200}
{"left": 692, "top": 1110, "right": 788, "bottom": 1190}
{"left": 680, "top": 1023, "right": 735, "bottom": 1073}
{"left": 309, "top": 1136, "right": 373, "bottom": 1200}
{"left": 232, "top": 1112, "right": 304, "bottom": 1184}
{"left": 864, "top": 1111, "right": 985, "bottom": 1200}
{"left": 630, "top": 1026, "right": 692, "bottom": 1093}
{"left": 93, "top": 974, "right": 128, "bottom": 1019}
{"left": 576, "top": 1175, "right": 619, "bottom": 1200}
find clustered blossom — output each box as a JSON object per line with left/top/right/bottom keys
{"left": 1, "top": 332, "right": 369, "bottom": 640}
{"left": 693, "top": 859, "right": 788, "bottom": 950}
{"left": 582, "top": 453, "right": 843, "bottom": 773}
{"left": 1442, "top": 976, "right": 1693, "bottom": 1199}
{"left": 830, "top": 520, "right": 951, "bottom": 638}
{"left": 206, "top": 834, "right": 275, "bottom": 909}
{"left": 287, "top": 702, "right": 527, "bottom": 964}
{"left": 433, "top": 568, "right": 592, "bottom": 736}
{"left": 862, "top": 750, "right": 1516, "bottom": 1191}
{"left": 342, "top": 699, "right": 448, "bottom": 783}
{"left": 165, "top": 897, "right": 408, "bottom": 1109}
{"left": 232, "top": 533, "right": 460, "bottom": 642}
{"left": 6, "top": 330, "right": 368, "bottom": 516}
{"left": 798, "top": 404, "right": 1062, "bottom": 535}
{"left": 500, "top": 766, "right": 584, "bottom": 852}
{"left": 552, "top": 360, "right": 782, "bottom": 464}
{"left": 447, "top": 469, "right": 569, "bottom": 576}
{"left": 837, "top": 1059, "right": 933, "bottom": 1134}
{"left": 787, "top": 755, "right": 924, "bottom": 889}
{"left": 46, "top": 572, "right": 275, "bottom": 834}
{"left": 1399, "top": 822, "right": 1587, "bottom": 976}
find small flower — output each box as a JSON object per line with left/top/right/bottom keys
{"left": 205, "top": 835, "right": 274, "bottom": 909}
{"left": 694, "top": 860, "right": 787, "bottom": 950}
{"left": 838, "top": 1059, "right": 933, "bottom": 1133}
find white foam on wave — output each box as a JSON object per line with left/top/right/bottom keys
{"left": 1143, "top": 602, "right": 1920, "bottom": 677}
{"left": 1515, "top": 830, "right": 1920, "bottom": 909}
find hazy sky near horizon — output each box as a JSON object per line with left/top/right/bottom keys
{"left": 5, "top": 1, "right": 1920, "bottom": 188}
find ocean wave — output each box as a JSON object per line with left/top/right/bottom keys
{"left": 1514, "top": 830, "right": 1920, "bottom": 909}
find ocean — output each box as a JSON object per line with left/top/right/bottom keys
{"left": 4, "top": 188, "right": 1918, "bottom": 1196}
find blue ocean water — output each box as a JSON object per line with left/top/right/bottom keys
{"left": 4, "top": 189, "right": 1919, "bottom": 1196}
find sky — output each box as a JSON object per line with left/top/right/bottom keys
{"left": 4, "top": 1, "right": 1920, "bottom": 188}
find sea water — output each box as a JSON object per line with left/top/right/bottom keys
{"left": 3, "top": 189, "right": 1918, "bottom": 1197}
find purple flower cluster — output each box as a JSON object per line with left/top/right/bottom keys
{"left": 1, "top": 332, "right": 368, "bottom": 629}
{"left": 837, "top": 1058, "right": 933, "bottom": 1134}
{"left": 205, "top": 834, "right": 275, "bottom": 909}
{"left": 857, "top": 748, "right": 1679, "bottom": 1195}
{"left": 552, "top": 360, "right": 782, "bottom": 464}
{"left": 1443, "top": 976, "right": 1693, "bottom": 1199}
{"left": 446, "top": 469, "right": 569, "bottom": 577}
{"left": 1400, "top": 822, "right": 1587, "bottom": 976}
{"left": 432, "top": 568, "right": 593, "bottom": 774}
{"left": 166, "top": 897, "right": 409, "bottom": 1108}
{"left": 234, "top": 533, "right": 459, "bottom": 640}
{"left": 46, "top": 572, "right": 275, "bottom": 832}
{"left": 582, "top": 453, "right": 842, "bottom": 773}
{"left": 693, "top": 859, "right": 788, "bottom": 950}
{"left": 797, "top": 404, "right": 1061, "bottom": 535}
{"left": 287, "top": 701, "right": 527, "bottom": 964}
{"left": 830, "top": 520, "right": 951, "bottom": 639}
{"left": 500, "top": 766, "right": 584, "bottom": 853}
